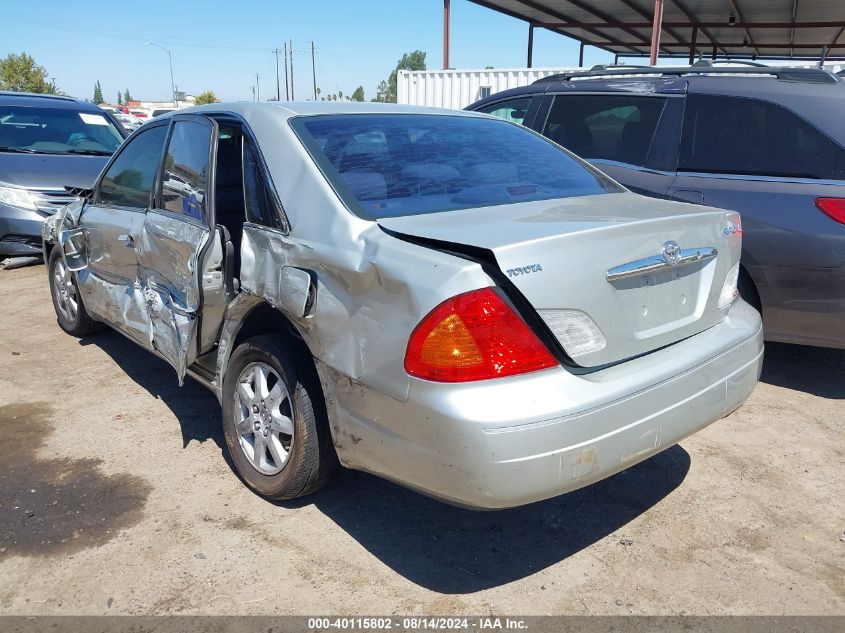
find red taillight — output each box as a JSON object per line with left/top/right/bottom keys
{"left": 404, "top": 287, "right": 558, "bottom": 382}
{"left": 815, "top": 198, "right": 845, "bottom": 225}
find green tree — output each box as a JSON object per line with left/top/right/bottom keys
{"left": 117, "top": 92, "right": 123, "bottom": 105}
{"left": 0, "top": 52, "right": 52, "bottom": 93}
{"left": 375, "top": 50, "right": 426, "bottom": 103}
{"left": 351, "top": 85, "right": 365, "bottom": 102}
{"left": 124, "top": 89, "right": 132, "bottom": 103}
{"left": 193, "top": 90, "right": 219, "bottom": 105}
{"left": 93, "top": 80, "right": 104, "bottom": 104}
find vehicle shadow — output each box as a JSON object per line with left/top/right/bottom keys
{"left": 77, "top": 330, "right": 225, "bottom": 451}
{"left": 78, "top": 329, "right": 691, "bottom": 594}
{"left": 306, "top": 445, "right": 690, "bottom": 593}
{"left": 759, "top": 342, "right": 845, "bottom": 399}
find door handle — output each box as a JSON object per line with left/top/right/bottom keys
{"left": 117, "top": 234, "right": 135, "bottom": 247}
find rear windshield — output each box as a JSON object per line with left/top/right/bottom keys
{"left": 292, "top": 114, "right": 620, "bottom": 219}
{"left": 0, "top": 105, "right": 124, "bottom": 156}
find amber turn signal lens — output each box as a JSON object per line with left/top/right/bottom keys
{"left": 405, "top": 287, "right": 558, "bottom": 382}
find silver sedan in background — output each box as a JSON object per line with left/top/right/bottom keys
{"left": 43, "top": 102, "right": 763, "bottom": 509}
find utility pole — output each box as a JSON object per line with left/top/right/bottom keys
{"left": 289, "top": 39, "right": 295, "bottom": 100}
{"left": 147, "top": 42, "right": 177, "bottom": 108}
{"left": 284, "top": 42, "right": 290, "bottom": 100}
{"left": 256, "top": 73, "right": 260, "bottom": 101}
{"left": 273, "top": 48, "right": 281, "bottom": 101}
{"left": 311, "top": 41, "right": 317, "bottom": 101}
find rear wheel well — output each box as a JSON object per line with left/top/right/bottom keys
{"left": 232, "top": 302, "right": 310, "bottom": 358}
{"left": 226, "top": 302, "right": 335, "bottom": 462}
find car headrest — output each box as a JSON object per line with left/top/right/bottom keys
{"left": 340, "top": 172, "right": 387, "bottom": 201}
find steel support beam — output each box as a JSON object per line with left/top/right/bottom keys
{"left": 689, "top": 26, "right": 698, "bottom": 64}
{"left": 579, "top": 42, "right": 585, "bottom": 67}
{"left": 650, "top": 0, "right": 664, "bottom": 65}
{"left": 535, "top": 21, "right": 845, "bottom": 30}
{"left": 443, "top": 0, "right": 450, "bottom": 70}
{"left": 668, "top": 0, "right": 729, "bottom": 57}
{"left": 527, "top": 23, "right": 534, "bottom": 67}
{"left": 728, "top": 0, "right": 760, "bottom": 58}
{"left": 511, "top": 0, "right": 647, "bottom": 54}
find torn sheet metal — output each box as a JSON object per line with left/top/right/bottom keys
{"left": 135, "top": 211, "right": 211, "bottom": 383}
{"left": 144, "top": 284, "right": 198, "bottom": 384}
{"left": 229, "top": 221, "right": 492, "bottom": 403}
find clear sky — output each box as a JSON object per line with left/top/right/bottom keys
{"left": 0, "top": 0, "right": 622, "bottom": 103}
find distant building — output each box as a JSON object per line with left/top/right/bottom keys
{"left": 123, "top": 96, "right": 196, "bottom": 120}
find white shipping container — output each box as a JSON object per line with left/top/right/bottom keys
{"left": 397, "top": 67, "right": 582, "bottom": 110}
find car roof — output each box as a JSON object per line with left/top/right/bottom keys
{"left": 0, "top": 91, "right": 100, "bottom": 110}
{"left": 177, "top": 101, "right": 484, "bottom": 120}
{"left": 469, "top": 67, "right": 845, "bottom": 108}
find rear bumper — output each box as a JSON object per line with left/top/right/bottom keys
{"left": 320, "top": 300, "right": 764, "bottom": 509}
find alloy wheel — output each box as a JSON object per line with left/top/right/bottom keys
{"left": 53, "top": 257, "right": 78, "bottom": 324}
{"left": 234, "top": 362, "right": 294, "bottom": 476}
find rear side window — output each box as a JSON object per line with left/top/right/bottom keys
{"left": 98, "top": 125, "right": 168, "bottom": 208}
{"left": 542, "top": 95, "right": 667, "bottom": 167}
{"left": 292, "top": 114, "right": 619, "bottom": 220}
{"left": 475, "top": 97, "right": 533, "bottom": 125}
{"left": 680, "top": 94, "right": 845, "bottom": 179}
{"left": 161, "top": 120, "right": 211, "bottom": 222}
{"left": 243, "top": 140, "right": 282, "bottom": 228}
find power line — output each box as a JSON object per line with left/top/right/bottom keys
{"left": 0, "top": 9, "right": 315, "bottom": 52}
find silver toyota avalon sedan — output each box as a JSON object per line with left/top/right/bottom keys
{"left": 43, "top": 102, "right": 763, "bottom": 509}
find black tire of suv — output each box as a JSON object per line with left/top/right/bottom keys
{"left": 47, "top": 247, "right": 104, "bottom": 337}
{"left": 221, "top": 334, "right": 337, "bottom": 500}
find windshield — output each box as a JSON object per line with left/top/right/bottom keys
{"left": 292, "top": 114, "right": 621, "bottom": 220}
{"left": 0, "top": 105, "right": 124, "bottom": 155}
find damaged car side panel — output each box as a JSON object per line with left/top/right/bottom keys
{"left": 137, "top": 211, "right": 213, "bottom": 382}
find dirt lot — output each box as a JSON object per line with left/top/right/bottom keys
{"left": 0, "top": 262, "right": 842, "bottom": 616}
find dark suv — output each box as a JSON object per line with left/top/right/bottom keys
{"left": 468, "top": 65, "right": 845, "bottom": 349}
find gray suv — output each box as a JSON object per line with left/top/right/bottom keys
{"left": 468, "top": 65, "right": 845, "bottom": 349}
{"left": 0, "top": 92, "right": 127, "bottom": 257}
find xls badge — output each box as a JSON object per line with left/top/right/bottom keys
{"left": 506, "top": 263, "right": 543, "bottom": 277}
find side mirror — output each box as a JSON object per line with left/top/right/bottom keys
{"left": 58, "top": 228, "right": 88, "bottom": 272}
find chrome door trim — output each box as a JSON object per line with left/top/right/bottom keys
{"left": 606, "top": 246, "right": 717, "bottom": 282}
{"left": 676, "top": 171, "right": 845, "bottom": 187}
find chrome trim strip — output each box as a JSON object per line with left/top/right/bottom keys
{"left": 606, "top": 247, "right": 717, "bottom": 282}
{"left": 677, "top": 171, "right": 845, "bottom": 186}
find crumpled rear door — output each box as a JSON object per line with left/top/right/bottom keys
{"left": 137, "top": 115, "right": 219, "bottom": 383}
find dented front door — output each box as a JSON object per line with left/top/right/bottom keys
{"left": 137, "top": 115, "right": 219, "bottom": 383}
{"left": 74, "top": 123, "right": 170, "bottom": 346}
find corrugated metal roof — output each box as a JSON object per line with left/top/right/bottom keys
{"left": 469, "top": 0, "right": 845, "bottom": 60}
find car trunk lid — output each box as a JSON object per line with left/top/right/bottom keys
{"left": 379, "top": 192, "right": 741, "bottom": 367}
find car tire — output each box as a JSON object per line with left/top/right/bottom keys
{"left": 47, "top": 247, "right": 104, "bottom": 337}
{"left": 222, "top": 334, "right": 337, "bottom": 500}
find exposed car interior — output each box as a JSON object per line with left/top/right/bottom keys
{"left": 297, "top": 113, "right": 619, "bottom": 219}
{"left": 209, "top": 119, "right": 283, "bottom": 283}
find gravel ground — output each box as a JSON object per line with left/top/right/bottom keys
{"left": 0, "top": 263, "right": 842, "bottom": 615}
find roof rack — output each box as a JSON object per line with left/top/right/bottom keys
{"left": 533, "top": 65, "right": 840, "bottom": 85}
{"left": 0, "top": 91, "right": 77, "bottom": 102}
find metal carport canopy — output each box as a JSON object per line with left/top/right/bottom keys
{"left": 462, "top": 0, "right": 845, "bottom": 63}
